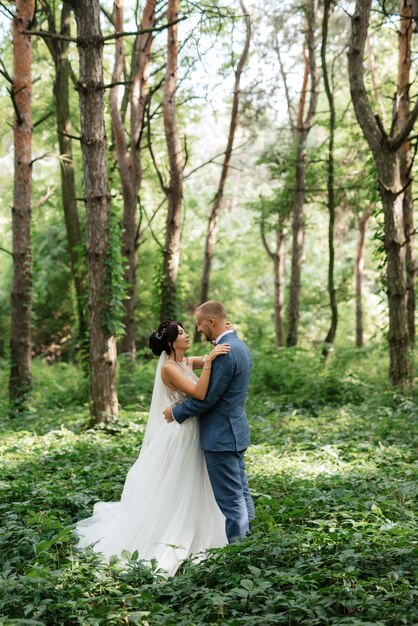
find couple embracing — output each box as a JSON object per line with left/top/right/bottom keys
{"left": 75, "top": 301, "right": 255, "bottom": 577}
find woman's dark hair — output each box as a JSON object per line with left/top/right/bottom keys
{"left": 149, "top": 320, "right": 185, "bottom": 357}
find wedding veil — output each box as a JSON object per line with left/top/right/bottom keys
{"left": 141, "top": 351, "right": 170, "bottom": 449}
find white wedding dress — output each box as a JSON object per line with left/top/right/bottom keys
{"left": 75, "top": 352, "right": 227, "bottom": 577}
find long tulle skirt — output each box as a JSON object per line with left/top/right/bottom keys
{"left": 75, "top": 417, "right": 227, "bottom": 577}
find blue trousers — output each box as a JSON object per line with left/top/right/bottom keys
{"left": 204, "top": 449, "right": 255, "bottom": 543}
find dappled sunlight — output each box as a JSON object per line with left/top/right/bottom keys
{"left": 1, "top": 352, "right": 417, "bottom": 624}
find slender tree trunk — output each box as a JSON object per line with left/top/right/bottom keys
{"left": 381, "top": 181, "right": 411, "bottom": 383}
{"left": 260, "top": 217, "right": 286, "bottom": 347}
{"left": 274, "top": 229, "right": 286, "bottom": 347}
{"left": 68, "top": 0, "right": 118, "bottom": 423}
{"left": 161, "top": 0, "right": 183, "bottom": 321}
{"left": 197, "top": 0, "right": 251, "bottom": 317}
{"left": 348, "top": 0, "right": 414, "bottom": 386}
{"left": 321, "top": 0, "right": 337, "bottom": 358}
{"left": 355, "top": 208, "right": 372, "bottom": 347}
{"left": 9, "top": 0, "right": 35, "bottom": 413}
{"left": 287, "top": 132, "right": 308, "bottom": 347}
{"left": 397, "top": 0, "right": 416, "bottom": 343}
{"left": 286, "top": 0, "right": 318, "bottom": 347}
{"left": 53, "top": 5, "right": 87, "bottom": 345}
{"left": 110, "top": 0, "right": 157, "bottom": 357}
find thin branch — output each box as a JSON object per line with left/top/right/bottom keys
{"left": 33, "top": 110, "right": 53, "bottom": 128}
{"left": 34, "top": 185, "right": 57, "bottom": 208}
{"left": 22, "top": 16, "right": 188, "bottom": 44}
{"left": 390, "top": 95, "right": 418, "bottom": 150}
{"left": 184, "top": 142, "right": 248, "bottom": 179}
{"left": 146, "top": 99, "right": 167, "bottom": 194}
{"left": 0, "top": 1, "right": 14, "bottom": 19}
{"left": 7, "top": 87, "right": 23, "bottom": 125}
{"left": 0, "top": 245, "right": 13, "bottom": 256}
{"left": 30, "top": 153, "right": 54, "bottom": 165}
{"left": 275, "top": 42, "right": 295, "bottom": 129}
{"left": 0, "top": 59, "right": 12, "bottom": 83}
{"left": 99, "top": 80, "right": 132, "bottom": 90}
{"left": 57, "top": 130, "right": 81, "bottom": 141}
{"left": 260, "top": 214, "right": 275, "bottom": 260}
{"left": 100, "top": 3, "right": 114, "bottom": 25}
{"left": 138, "top": 200, "right": 165, "bottom": 250}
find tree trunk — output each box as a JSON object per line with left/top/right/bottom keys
{"left": 397, "top": 0, "right": 416, "bottom": 343}
{"left": 348, "top": 0, "right": 414, "bottom": 386}
{"left": 9, "top": 0, "right": 35, "bottom": 414}
{"left": 53, "top": 4, "right": 87, "bottom": 346}
{"left": 321, "top": 0, "right": 337, "bottom": 358}
{"left": 286, "top": 0, "right": 318, "bottom": 347}
{"left": 274, "top": 229, "right": 286, "bottom": 347}
{"left": 381, "top": 182, "right": 411, "bottom": 384}
{"left": 111, "top": 0, "right": 157, "bottom": 357}
{"left": 161, "top": 0, "right": 183, "bottom": 321}
{"left": 287, "top": 132, "right": 308, "bottom": 347}
{"left": 355, "top": 208, "right": 372, "bottom": 347}
{"left": 197, "top": 0, "right": 251, "bottom": 318}
{"left": 68, "top": 0, "right": 119, "bottom": 423}
{"left": 260, "top": 216, "right": 286, "bottom": 348}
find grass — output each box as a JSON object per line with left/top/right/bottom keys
{"left": 0, "top": 345, "right": 417, "bottom": 625}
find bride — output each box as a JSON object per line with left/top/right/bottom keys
{"left": 75, "top": 320, "right": 230, "bottom": 577}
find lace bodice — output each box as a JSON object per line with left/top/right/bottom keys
{"left": 164, "top": 360, "right": 198, "bottom": 406}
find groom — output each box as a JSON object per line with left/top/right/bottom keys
{"left": 164, "top": 300, "right": 255, "bottom": 542}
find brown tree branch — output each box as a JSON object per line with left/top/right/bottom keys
{"left": 0, "top": 245, "right": 13, "bottom": 256}
{"left": 23, "top": 16, "right": 187, "bottom": 44}
{"left": 347, "top": 0, "right": 386, "bottom": 152}
{"left": 390, "top": 95, "right": 418, "bottom": 151}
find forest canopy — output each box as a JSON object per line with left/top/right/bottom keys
{"left": 0, "top": 0, "right": 416, "bottom": 414}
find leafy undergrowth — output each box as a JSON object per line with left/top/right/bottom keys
{"left": 0, "top": 347, "right": 417, "bottom": 625}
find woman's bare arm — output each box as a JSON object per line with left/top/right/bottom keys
{"left": 161, "top": 344, "right": 230, "bottom": 400}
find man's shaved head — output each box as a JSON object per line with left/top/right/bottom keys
{"left": 196, "top": 300, "right": 227, "bottom": 319}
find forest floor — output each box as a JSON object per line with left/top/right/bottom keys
{"left": 0, "top": 346, "right": 417, "bottom": 625}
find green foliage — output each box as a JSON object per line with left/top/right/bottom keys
{"left": 250, "top": 346, "right": 372, "bottom": 412}
{"left": 0, "top": 349, "right": 417, "bottom": 625}
{"left": 102, "top": 205, "right": 130, "bottom": 339}
{"left": 32, "top": 208, "right": 75, "bottom": 354}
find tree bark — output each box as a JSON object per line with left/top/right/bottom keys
{"left": 161, "top": 0, "right": 183, "bottom": 321}
{"left": 355, "top": 208, "right": 372, "bottom": 347}
{"left": 260, "top": 216, "right": 286, "bottom": 347}
{"left": 348, "top": 0, "right": 414, "bottom": 386}
{"left": 9, "top": 0, "right": 35, "bottom": 414}
{"left": 197, "top": 0, "right": 251, "bottom": 317}
{"left": 110, "top": 0, "right": 157, "bottom": 357}
{"left": 396, "top": 0, "right": 416, "bottom": 344}
{"left": 42, "top": 3, "right": 87, "bottom": 346}
{"left": 67, "top": 0, "right": 119, "bottom": 422}
{"left": 286, "top": 0, "right": 318, "bottom": 347}
{"left": 321, "top": 0, "right": 337, "bottom": 358}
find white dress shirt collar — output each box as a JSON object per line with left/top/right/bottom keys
{"left": 214, "top": 329, "right": 235, "bottom": 344}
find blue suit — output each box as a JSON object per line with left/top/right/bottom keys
{"left": 172, "top": 331, "right": 255, "bottom": 541}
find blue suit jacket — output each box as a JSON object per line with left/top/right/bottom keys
{"left": 172, "top": 332, "right": 252, "bottom": 451}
